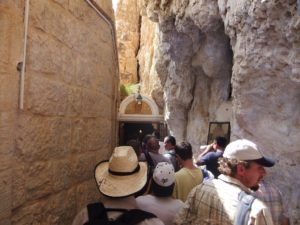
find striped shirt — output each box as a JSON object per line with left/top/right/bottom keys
{"left": 174, "top": 175, "right": 274, "bottom": 225}
{"left": 253, "top": 181, "right": 288, "bottom": 225}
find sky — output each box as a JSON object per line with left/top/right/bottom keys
{"left": 112, "top": 0, "right": 118, "bottom": 11}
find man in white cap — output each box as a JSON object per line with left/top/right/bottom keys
{"left": 136, "top": 162, "right": 184, "bottom": 225}
{"left": 174, "top": 139, "right": 275, "bottom": 225}
{"left": 72, "top": 146, "right": 165, "bottom": 225}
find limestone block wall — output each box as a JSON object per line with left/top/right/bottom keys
{"left": 0, "top": 1, "right": 118, "bottom": 224}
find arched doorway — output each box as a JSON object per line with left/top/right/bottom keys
{"left": 118, "top": 94, "right": 166, "bottom": 145}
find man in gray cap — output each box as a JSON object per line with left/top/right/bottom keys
{"left": 175, "top": 139, "right": 275, "bottom": 225}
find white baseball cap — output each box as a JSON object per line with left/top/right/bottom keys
{"left": 223, "top": 139, "right": 275, "bottom": 167}
{"left": 153, "top": 162, "right": 175, "bottom": 187}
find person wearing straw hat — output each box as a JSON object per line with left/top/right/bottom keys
{"left": 72, "top": 146, "right": 165, "bottom": 225}
{"left": 174, "top": 139, "right": 275, "bottom": 225}
{"left": 136, "top": 162, "right": 184, "bottom": 225}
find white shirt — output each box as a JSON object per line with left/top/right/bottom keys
{"left": 72, "top": 196, "right": 165, "bottom": 225}
{"left": 136, "top": 195, "right": 184, "bottom": 225}
{"left": 158, "top": 141, "right": 165, "bottom": 154}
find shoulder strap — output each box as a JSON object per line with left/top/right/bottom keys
{"left": 144, "top": 150, "right": 155, "bottom": 177}
{"left": 115, "top": 209, "right": 157, "bottom": 225}
{"left": 85, "top": 202, "right": 108, "bottom": 225}
{"left": 144, "top": 150, "right": 154, "bottom": 167}
{"left": 85, "top": 202, "right": 129, "bottom": 225}
{"left": 234, "top": 191, "right": 256, "bottom": 225}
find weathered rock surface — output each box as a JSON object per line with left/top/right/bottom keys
{"left": 116, "top": 0, "right": 141, "bottom": 84}
{"left": 142, "top": 0, "right": 232, "bottom": 145}
{"left": 142, "top": 0, "right": 300, "bottom": 223}
{"left": 218, "top": 1, "right": 300, "bottom": 222}
{"left": 137, "top": 16, "right": 165, "bottom": 111}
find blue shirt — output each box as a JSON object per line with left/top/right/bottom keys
{"left": 200, "top": 151, "right": 223, "bottom": 178}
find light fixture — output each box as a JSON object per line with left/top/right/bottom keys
{"left": 135, "top": 85, "right": 143, "bottom": 105}
{"left": 136, "top": 93, "right": 143, "bottom": 105}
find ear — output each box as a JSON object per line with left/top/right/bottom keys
{"left": 236, "top": 164, "right": 246, "bottom": 176}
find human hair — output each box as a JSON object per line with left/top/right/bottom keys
{"left": 218, "top": 158, "right": 251, "bottom": 176}
{"left": 152, "top": 130, "right": 161, "bottom": 140}
{"left": 215, "top": 136, "right": 228, "bottom": 148}
{"left": 175, "top": 142, "right": 193, "bottom": 160}
{"left": 147, "top": 136, "right": 159, "bottom": 152}
{"left": 142, "top": 134, "right": 153, "bottom": 145}
{"left": 151, "top": 180, "right": 175, "bottom": 197}
{"left": 165, "top": 135, "right": 176, "bottom": 146}
{"left": 142, "top": 134, "right": 153, "bottom": 151}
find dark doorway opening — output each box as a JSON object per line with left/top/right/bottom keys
{"left": 119, "top": 122, "right": 168, "bottom": 146}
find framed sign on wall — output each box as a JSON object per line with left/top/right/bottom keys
{"left": 207, "top": 122, "right": 230, "bottom": 144}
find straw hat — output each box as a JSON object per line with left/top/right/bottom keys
{"left": 94, "top": 146, "right": 148, "bottom": 197}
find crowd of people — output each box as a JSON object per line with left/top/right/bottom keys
{"left": 72, "top": 132, "right": 290, "bottom": 225}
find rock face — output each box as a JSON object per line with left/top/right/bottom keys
{"left": 116, "top": 0, "right": 141, "bottom": 84}
{"left": 138, "top": 16, "right": 165, "bottom": 111}
{"left": 141, "top": 0, "right": 233, "bottom": 146}
{"left": 141, "top": 0, "right": 300, "bottom": 223}
{"left": 0, "top": 1, "right": 118, "bottom": 224}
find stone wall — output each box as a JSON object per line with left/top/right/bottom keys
{"left": 138, "top": 16, "right": 165, "bottom": 111}
{"left": 142, "top": 0, "right": 300, "bottom": 223}
{"left": 219, "top": 1, "right": 300, "bottom": 223}
{"left": 0, "top": 1, "right": 118, "bottom": 224}
{"left": 115, "top": 0, "right": 165, "bottom": 111}
{"left": 142, "top": 0, "right": 233, "bottom": 146}
{"left": 116, "top": 0, "right": 141, "bottom": 84}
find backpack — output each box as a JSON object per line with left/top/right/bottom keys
{"left": 84, "top": 202, "right": 157, "bottom": 225}
{"left": 144, "top": 150, "right": 155, "bottom": 177}
{"left": 234, "top": 191, "right": 256, "bottom": 225}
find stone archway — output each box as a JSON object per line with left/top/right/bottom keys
{"left": 118, "top": 94, "right": 166, "bottom": 145}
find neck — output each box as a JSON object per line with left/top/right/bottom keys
{"left": 216, "top": 146, "right": 224, "bottom": 151}
{"left": 182, "top": 159, "right": 197, "bottom": 169}
{"left": 233, "top": 174, "right": 250, "bottom": 188}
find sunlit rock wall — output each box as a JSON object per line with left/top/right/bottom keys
{"left": 115, "top": 0, "right": 165, "bottom": 109}
{"left": 116, "top": 0, "right": 141, "bottom": 84}
{"left": 142, "top": 0, "right": 232, "bottom": 147}
{"left": 142, "top": 0, "right": 300, "bottom": 223}
{"left": 137, "top": 16, "right": 165, "bottom": 111}
{"left": 218, "top": 1, "right": 300, "bottom": 223}
{"left": 0, "top": 1, "right": 118, "bottom": 224}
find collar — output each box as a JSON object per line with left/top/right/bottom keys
{"left": 104, "top": 196, "right": 137, "bottom": 209}
{"left": 218, "top": 174, "right": 251, "bottom": 193}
